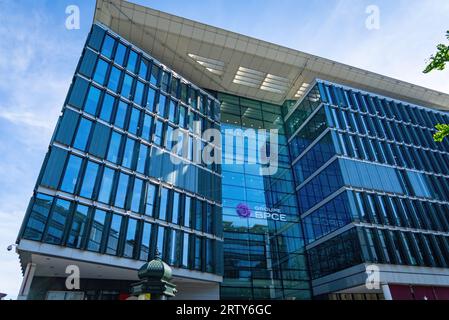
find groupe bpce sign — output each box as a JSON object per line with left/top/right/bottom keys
{"left": 236, "top": 203, "right": 287, "bottom": 222}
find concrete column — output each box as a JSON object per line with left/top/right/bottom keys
{"left": 382, "top": 283, "right": 393, "bottom": 300}
{"left": 17, "top": 263, "right": 36, "bottom": 300}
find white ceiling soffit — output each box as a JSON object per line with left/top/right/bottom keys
{"left": 93, "top": 0, "right": 449, "bottom": 111}
{"left": 295, "top": 83, "right": 310, "bottom": 98}
{"left": 188, "top": 53, "right": 225, "bottom": 76}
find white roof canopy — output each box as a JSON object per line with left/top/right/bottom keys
{"left": 94, "top": 0, "right": 449, "bottom": 111}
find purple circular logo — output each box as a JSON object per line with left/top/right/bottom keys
{"left": 236, "top": 203, "right": 251, "bottom": 218}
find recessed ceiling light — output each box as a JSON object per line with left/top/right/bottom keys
{"left": 188, "top": 53, "right": 225, "bottom": 75}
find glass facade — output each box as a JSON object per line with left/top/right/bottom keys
{"left": 216, "top": 92, "right": 310, "bottom": 300}
{"left": 19, "top": 24, "right": 223, "bottom": 277}
{"left": 286, "top": 80, "right": 449, "bottom": 281}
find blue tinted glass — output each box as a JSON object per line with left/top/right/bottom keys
{"left": 107, "top": 66, "right": 121, "bottom": 92}
{"left": 99, "top": 93, "right": 115, "bottom": 122}
{"left": 158, "top": 188, "right": 169, "bottom": 220}
{"left": 93, "top": 59, "right": 108, "bottom": 85}
{"left": 156, "top": 225, "right": 165, "bottom": 253}
{"left": 67, "top": 204, "right": 89, "bottom": 248}
{"left": 146, "top": 87, "right": 156, "bottom": 111}
{"left": 114, "top": 173, "right": 129, "bottom": 208}
{"left": 43, "top": 199, "right": 71, "bottom": 245}
{"left": 107, "top": 131, "right": 122, "bottom": 163}
{"left": 101, "top": 35, "right": 115, "bottom": 58}
{"left": 150, "top": 63, "right": 160, "bottom": 85}
{"left": 121, "top": 74, "right": 133, "bottom": 99}
{"left": 141, "top": 114, "right": 152, "bottom": 141}
{"left": 172, "top": 192, "right": 180, "bottom": 224}
{"left": 145, "top": 183, "right": 156, "bottom": 216}
{"left": 128, "top": 108, "right": 140, "bottom": 135}
{"left": 84, "top": 86, "right": 101, "bottom": 116}
{"left": 122, "top": 138, "right": 136, "bottom": 169}
{"left": 61, "top": 155, "right": 83, "bottom": 193}
{"left": 158, "top": 93, "right": 167, "bottom": 117}
{"left": 136, "top": 144, "right": 148, "bottom": 174}
{"left": 127, "top": 50, "right": 138, "bottom": 73}
{"left": 168, "top": 99, "right": 176, "bottom": 123}
{"left": 106, "top": 214, "right": 122, "bottom": 255}
{"left": 139, "top": 58, "right": 149, "bottom": 79}
{"left": 182, "top": 233, "right": 189, "bottom": 267}
{"left": 134, "top": 81, "right": 145, "bottom": 106}
{"left": 179, "top": 105, "right": 186, "bottom": 128}
{"left": 98, "top": 167, "right": 115, "bottom": 204}
{"left": 73, "top": 118, "right": 92, "bottom": 151}
{"left": 154, "top": 120, "right": 163, "bottom": 145}
{"left": 131, "top": 178, "right": 144, "bottom": 213}
{"left": 80, "top": 161, "right": 99, "bottom": 198}
{"left": 88, "top": 209, "right": 106, "bottom": 252}
{"left": 23, "top": 194, "right": 53, "bottom": 241}
{"left": 165, "top": 125, "right": 173, "bottom": 150}
{"left": 115, "top": 43, "right": 127, "bottom": 66}
{"left": 124, "top": 218, "right": 137, "bottom": 258}
{"left": 114, "top": 101, "right": 128, "bottom": 129}
{"left": 140, "top": 222, "right": 152, "bottom": 261}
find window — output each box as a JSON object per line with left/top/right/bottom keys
{"left": 156, "top": 225, "right": 165, "bottom": 256}
{"left": 145, "top": 183, "right": 157, "bottom": 216}
{"left": 206, "top": 239, "right": 214, "bottom": 273}
{"left": 79, "top": 161, "right": 99, "bottom": 199}
{"left": 98, "top": 167, "right": 115, "bottom": 204}
{"left": 127, "top": 50, "right": 138, "bottom": 73}
{"left": 122, "top": 137, "right": 136, "bottom": 169}
{"left": 184, "top": 196, "right": 191, "bottom": 227}
{"left": 123, "top": 218, "right": 138, "bottom": 258}
{"left": 165, "top": 125, "right": 174, "bottom": 150}
{"left": 140, "top": 222, "right": 152, "bottom": 261}
{"left": 195, "top": 200, "right": 204, "bottom": 232}
{"left": 136, "top": 144, "right": 148, "bottom": 174}
{"left": 41, "top": 147, "right": 68, "bottom": 189}
{"left": 150, "top": 63, "right": 160, "bottom": 85}
{"left": 88, "top": 123, "right": 111, "bottom": 159}
{"left": 168, "top": 230, "right": 180, "bottom": 266}
{"left": 121, "top": 74, "right": 134, "bottom": 99}
{"left": 107, "top": 66, "right": 121, "bottom": 92}
{"left": 87, "top": 209, "right": 107, "bottom": 252}
{"left": 99, "top": 92, "right": 115, "bottom": 122}
{"left": 134, "top": 81, "right": 145, "bottom": 106}
{"left": 23, "top": 194, "right": 54, "bottom": 241}
{"left": 43, "top": 199, "right": 71, "bottom": 245}
{"left": 73, "top": 118, "right": 92, "bottom": 151}
{"left": 141, "top": 114, "right": 153, "bottom": 141}
{"left": 161, "top": 71, "right": 170, "bottom": 92}
{"left": 84, "top": 86, "right": 101, "bottom": 116}
{"left": 139, "top": 58, "right": 149, "bottom": 79}
{"left": 172, "top": 192, "right": 180, "bottom": 224}
{"left": 158, "top": 188, "right": 169, "bottom": 221}
{"left": 168, "top": 99, "right": 177, "bottom": 123}
{"left": 128, "top": 107, "right": 140, "bottom": 135}
{"left": 60, "top": 155, "right": 83, "bottom": 194}
{"left": 67, "top": 204, "right": 89, "bottom": 249}
{"left": 105, "top": 132, "right": 122, "bottom": 164}
{"left": 114, "top": 173, "right": 130, "bottom": 209}
{"left": 114, "top": 101, "right": 128, "bottom": 129}
{"left": 93, "top": 58, "right": 108, "bottom": 85}
{"left": 153, "top": 120, "right": 164, "bottom": 145}
{"left": 179, "top": 105, "right": 187, "bottom": 128}
{"left": 106, "top": 214, "right": 122, "bottom": 255}
{"left": 194, "top": 236, "right": 202, "bottom": 271}
{"left": 158, "top": 93, "right": 167, "bottom": 117}
{"left": 146, "top": 87, "right": 156, "bottom": 111}
{"left": 101, "top": 35, "right": 115, "bottom": 58}
{"left": 182, "top": 233, "right": 189, "bottom": 267}
{"left": 131, "top": 178, "right": 144, "bottom": 213}
{"left": 115, "top": 42, "right": 127, "bottom": 66}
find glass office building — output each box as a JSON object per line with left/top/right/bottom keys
{"left": 14, "top": 0, "right": 449, "bottom": 300}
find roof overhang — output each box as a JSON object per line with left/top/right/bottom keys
{"left": 94, "top": 0, "right": 449, "bottom": 111}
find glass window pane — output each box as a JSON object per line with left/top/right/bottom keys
{"left": 184, "top": 196, "right": 191, "bottom": 228}
{"left": 123, "top": 218, "right": 138, "bottom": 258}
{"left": 131, "top": 178, "right": 144, "bottom": 213}
{"left": 107, "top": 131, "right": 123, "bottom": 164}
{"left": 139, "top": 58, "right": 149, "bottom": 79}
{"left": 67, "top": 204, "right": 89, "bottom": 249}
{"left": 121, "top": 74, "right": 134, "bottom": 100}
{"left": 141, "top": 114, "right": 152, "bottom": 141}
{"left": 99, "top": 92, "right": 115, "bottom": 122}
{"left": 140, "top": 222, "right": 152, "bottom": 261}
{"left": 114, "top": 173, "right": 130, "bottom": 209}
{"left": 84, "top": 86, "right": 101, "bottom": 116}
{"left": 23, "top": 194, "right": 54, "bottom": 241}
{"left": 114, "top": 101, "right": 128, "bottom": 129}
{"left": 145, "top": 183, "right": 157, "bottom": 217}
{"left": 134, "top": 81, "right": 145, "bottom": 106}
{"left": 106, "top": 214, "right": 122, "bottom": 255}
{"left": 73, "top": 118, "right": 92, "bottom": 151}
{"left": 115, "top": 43, "right": 127, "bottom": 66}
{"left": 80, "top": 161, "right": 99, "bottom": 199}
{"left": 172, "top": 192, "right": 180, "bottom": 224}
{"left": 107, "top": 66, "right": 121, "bottom": 92}
{"left": 93, "top": 58, "right": 108, "bottom": 85}
{"left": 156, "top": 225, "right": 165, "bottom": 255}
{"left": 60, "top": 155, "right": 83, "bottom": 194}
{"left": 87, "top": 209, "right": 106, "bottom": 252}
{"left": 98, "top": 167, "right": 115, "bottom": 204}
{"left": 153, "top": 120, "right": 164, "bottom": 145}
{"left": 43, "top": 199, "right": 71, "bottom": 245}
{"left": 146, "top": 87, "right": 156, "bottom": 112}
{"left": 128, "top": 107, "right": 140, "bottom": 135}
{"left": 101, "top": 35, "right": 115, "bottom": 58}
{"left": 150, "top": 63, "right": 160, "bottom": 86}
{"left": 127, "top": 50, "right": 138, "bottom": 73}
{"left": 158, "top": 187, "right": 169, "bottom": 221}
{"left": 122, "top": 138, "right": 136, "bottom": 169}
{"left": 136, "top": 144, "right": 148, "bottom": 174}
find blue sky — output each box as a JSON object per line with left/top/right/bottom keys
{"left": 0, "top": 0, "right": 448, "bottom": 299}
